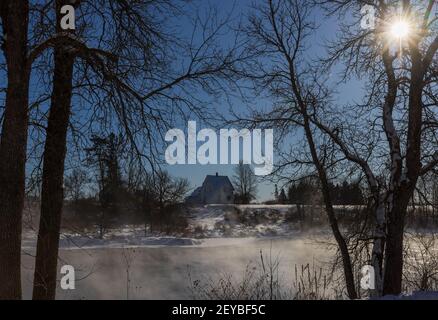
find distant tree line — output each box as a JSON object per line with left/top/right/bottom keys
{"left": 64, "top": 133, "right": 190, "bottom": 237}
{"left": 274, "top": 179, "right": 364, "bottom": 206}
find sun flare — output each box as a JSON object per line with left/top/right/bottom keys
{"left": 390, "top": 19, "right": 411, "bottom": 39}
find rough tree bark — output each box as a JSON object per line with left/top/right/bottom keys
{"left": 32, "top": 0, "right": 75, "bottom": 300}
{"left": 0, "top": 0, "right": 29, "bottom": 300}
{"left": 382, "top": 43, "right": 425, "bottom": 295}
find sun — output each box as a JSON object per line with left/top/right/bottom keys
{"left": 390, "top": 19, "right": 411, "bottom": 39}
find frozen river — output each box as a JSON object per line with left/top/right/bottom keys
{"left": 21, "top": 236, "right": 334, "bottom": 300}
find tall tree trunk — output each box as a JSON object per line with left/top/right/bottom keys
{"left": 302, "top": 116, "right": 357, "bottom": 299}
{"left": 370, "top": 198, "right": 385, "bottom": 296}
{"left": 0, "top": 0, "right": 29, "bottom": 300}
{"left": 32, "top": 0, "right": 75, "bottom": 299}
{"left": 382, "top": 51, "right": 424, "bottom": 295}
{"left": 382, "top": 192, "right": 410, "bottom": 295}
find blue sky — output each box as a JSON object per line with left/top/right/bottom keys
{"left": 164, "top": 0, "right": 366, "bottom": 201}
{"left": 0, "top": 0, "right": 367, "bottom": 201}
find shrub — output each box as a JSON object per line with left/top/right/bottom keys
{"left": 188, "top": 251, "right": 336, "bottom": 300}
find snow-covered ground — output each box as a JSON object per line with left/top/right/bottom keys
{"left": 186, "top": 204, "right": 326, "bottom": 238}
{"left": 377, "top": 292, "right": 438, "bottom": 300}
{"left": 188, "top": 205, "right": 287, "bottom": 238}
{"left": 23, "top": 204, "right": 322, "bottom": 250}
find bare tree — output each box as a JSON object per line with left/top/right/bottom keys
{"left": 32, "top": 0, "right": 77, "bottom": 300}
{"left": 154, "top": 170, "right": 190, "bottom": 211}
{"left": 233, "top": 161, "right": 257, "bottom": 204}
{"left": 30, "top": 0, "right": 249, "bottom": 299}
{"left": 64, "top": 169, "right": 89, "bottom": 203}
{"left": 0, "top": 0, "right": 30, "bottom": 300}
{"left": 235, "top": 0, "right": 358, "bottom": 298}
{"left": 313, "top": 0, "right": 438, "bottom": 295}
{"left": 0, "top": 0, "right": 83, "bottom": 299}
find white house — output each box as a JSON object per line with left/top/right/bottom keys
{"left": 186, "top": 173, "right": 234, "bottom": 205}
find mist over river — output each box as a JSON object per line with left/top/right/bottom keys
{"left": 21, "top": 236, "right": 333, "bottom": 300}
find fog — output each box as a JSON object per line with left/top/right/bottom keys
{"left": 21, "top": 237, "right": 334, "bottom": 300}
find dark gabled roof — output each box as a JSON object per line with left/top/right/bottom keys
{"left": 185, "top": 187, "right": 202, "bottom": 203}
{"left": 190, "top": 187, "right": 202, "bottom": 197}
{"left": 202, "top": 175, "right": 234, "bottom": 191}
